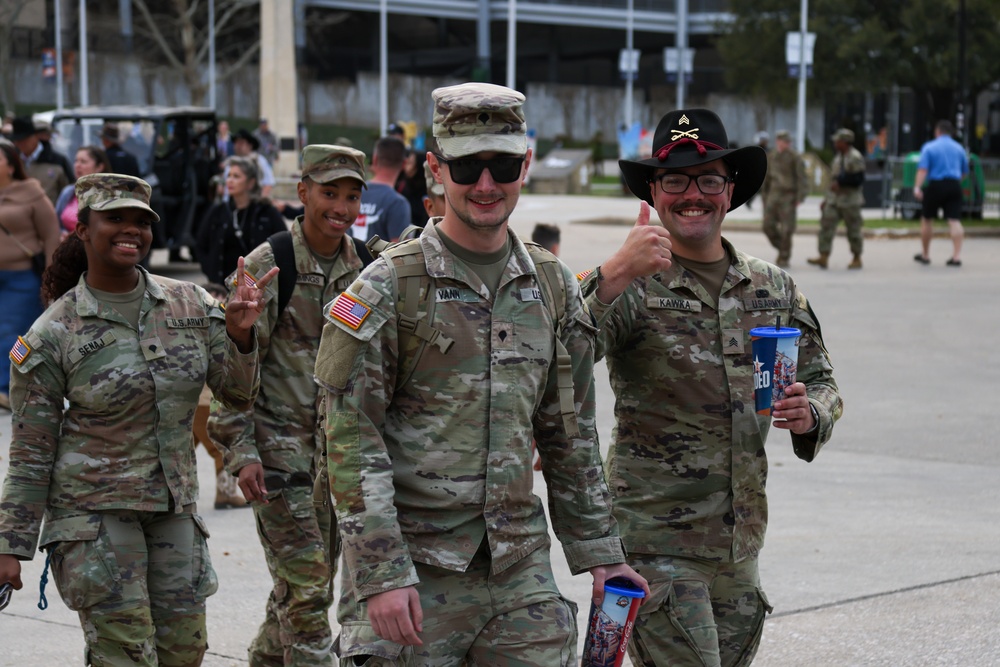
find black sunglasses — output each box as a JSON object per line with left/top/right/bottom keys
{"left": 435, "top": 155, "right": 525, "bottom": 185}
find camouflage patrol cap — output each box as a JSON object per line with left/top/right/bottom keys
{"left": 423, "top": 160, "right": 444, "bottom": 197}
{"left": 432, "top": 83, "right": 527, "bottom": 158}
{"left": 75, "top": 173, "right": 160, "bottom": 222}
{"left": 775, "top": 129, "right": 792, "bottom": 141}
{"left": 301, "top": 144, "right": 368, "bottom": 187}
{"left": 832, "top": 128, "right": 855, "bottom": 143}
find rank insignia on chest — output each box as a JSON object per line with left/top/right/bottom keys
{"left": 9, "top": 336, "right": 31, "bottom": 365}
{"left": 330, "top": 292, "right": 371, "bottom": 330}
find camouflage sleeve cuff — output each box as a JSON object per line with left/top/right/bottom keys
{"left": 351, "top": 558, "right": 421, "bottom": 602}
{"left": 791, "top": 394, "right": 839, "bottom": 462}
{"left": 580, "top": 272, "right": 620, "bottom": 328}
{"left": 563, "top": 536, "right": 626, "bottom": 575}
{"left": 0, "top": 532, "right": 37, "bottom": 560}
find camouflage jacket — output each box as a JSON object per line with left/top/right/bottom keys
{"left": 582, "top": 239, "right": 842, "bottom": 563}
{"left": 315, "top": 222, "right": 624, "bottom": 601}
{"left": 762, "top": 148, "right": 808, "bottom": 203}
{"left": 209, "top": 219, "right": 366, "bottom": 477}
{"left": 0, "top": 269, "right": 259, "bottom": 559}
{"left": 825, "top": 146, "right": 866, "bottom": 207}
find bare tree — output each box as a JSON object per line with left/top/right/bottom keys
{"left": 0, "top": 0, "right": 32, "bottom": 115}
{"left": 132, "top": 0, "right": 261, "bottom": 106}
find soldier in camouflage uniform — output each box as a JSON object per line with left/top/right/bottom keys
{"left": 208, "top": 145, "right": 369, "bottom": 667}
{"left": 760, "top": 129, "right": 808, "bottom": 268}
{"left": 315, "top": 82, "right": 647, "bottom": 666}
{"left": 0, "top": 173, "right": 274, "bottom": 666}
{"left": 808, "top": 128, "right": 866, "bottom": 269}
{"left": 582, "top": 108, "right": 843, "bottom": 667}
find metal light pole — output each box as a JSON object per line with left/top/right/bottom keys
{"left": 208, "top": 0, "right": 216, "bottom": 110}
{"left": 676, "top": 0, "right": 687, "bottom": 109}
{"left": 506, "top": 0, "right": 516, "bottom": 90}
{"left": 54, "top": 0, "right": 63, "bottom": 109}
{"left": 79, "top": 0, "right": 88, "bottom": 105}
{"left": 795, "top": 0, "right": 808, "bottom": 153}
{"left": 379, "top": 0, "right": 388, "bottom": 134}
{"left": 624, "top": 0, "right": 633, "bottom": 128}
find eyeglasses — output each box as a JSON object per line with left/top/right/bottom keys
{"left": 651, "top": 173, "right": 733, "bottom": 195}
{"left": 435, "top": 155, "right": 525, "bottom": 185}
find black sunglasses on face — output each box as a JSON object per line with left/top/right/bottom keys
{"left": 435, "top": 155, "right": 525, "bottom": 185}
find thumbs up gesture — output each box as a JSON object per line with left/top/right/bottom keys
{"left": 594, "top": 202, "right": 672, "bottom": 303}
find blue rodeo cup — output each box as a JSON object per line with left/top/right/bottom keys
{"left": 750, "top": 325, "right": 801, "bottom": 416}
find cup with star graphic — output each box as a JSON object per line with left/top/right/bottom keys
{"left": 750, "top": 325, "right": 801, "bottom": 416}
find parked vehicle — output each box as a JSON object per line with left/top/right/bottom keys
{"left": 47, "top": 105, "right": 221, "bottom": 259}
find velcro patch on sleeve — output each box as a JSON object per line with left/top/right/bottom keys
{"left": 233, "top": 270, "right": 259, "bottom": 289}
{"left": 9, "top": 336, "right": 31, "bottom": 365}
{"left": 329, "top": 292, "right": 372, "bottom": 330}
{"left": 576, "top": 269, "right": 594, "bottom": 282}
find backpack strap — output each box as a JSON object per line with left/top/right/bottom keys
{"left": 365, "top": 225, "right": 423, "bottom": 260}
{"left": 524, "top": 243, "right": 580, "bottom": 439}
{"left": 383, "top": 242, "right": 455, "bottom": 391}
{"left": 352, "top": 236, "right": 375, "bottom": 267}
{"left": 267, "top": 231, "right": 297, "bottom": 319}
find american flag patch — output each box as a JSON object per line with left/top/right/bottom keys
{"left": 233, "top": 271, "right": 258, "bottom": 289}
{"left": 330, "top": 292, "right": 371, "bottom": 330}
{"left": 576, "top": 269, "right": 594, "bottom": 282}
{"left": 10, "top": 336, "right": 31, "bottom": 365}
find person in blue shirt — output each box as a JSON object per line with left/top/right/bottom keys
{"left": 912, "top": 120, "right": 969, "bottom": 267}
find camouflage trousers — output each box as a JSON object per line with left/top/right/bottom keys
{"left": 42, "top": 506, "right": 218, "bottom": 667}
{"left": 625, "top": 554, "right": 771, "bottom": 667}
{"left": 817, "top": 202, "right": 864, "bottom": 256}
{"left": 762, "top": 195, "right": 799, "bottom": 259}
{"left": 250, "top": 479, "right": 339, "bottom": 667}
{"left": 335, "top": 541, "right": 579, "bottom": 666}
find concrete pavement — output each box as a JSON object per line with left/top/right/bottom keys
{"left": 2, "top": 193, "right": 999, "bottom": 666}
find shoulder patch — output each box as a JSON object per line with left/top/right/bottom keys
{"left": 576, "top": 268, "right": 594, "bottom": 282}
{"left": 234, "top": 270, "right": 259, "bottom": 289}
{"left": 329, "top": 292, "right": 372, "bottom": 330}
{"left": 9, "top": 336, "right": 31, "bottom": 365}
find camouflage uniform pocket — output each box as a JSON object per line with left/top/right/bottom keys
{"left": 191, "top": 513, "right": 219, "bottom": 601}
{"left": 335, "top": 622, "right": 407, "bottom": 665}
{"left": 40, "top": 513, "right": 122, "bottom": 611}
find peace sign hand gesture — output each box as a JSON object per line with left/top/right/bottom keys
{"left": 225, "top": 256, "right": 280, "bottom": 352}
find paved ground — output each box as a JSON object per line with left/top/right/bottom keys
{"left": 2, "top": 193, "right": 999, "bottom": 665}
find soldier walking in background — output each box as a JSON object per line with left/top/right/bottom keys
{"left": 316, "top": 82, "right": 646, "bottom": 666}
{"left": 582, "top": 108, "right": 843, "bottom": 666}
{"left": 760, "top": 129, "right": 808, "bottom": 267}
{"left": 209, "top": 145, "right": 370, "bottom": 666}
{"left": 808, "top": 128, "right": 866, "bottom": 269}
{"left": 0, "top": 173, "right": 272, "bottom": 665}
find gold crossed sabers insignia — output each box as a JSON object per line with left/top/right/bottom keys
{"left": 670, "top": 128, "right": 700, "bottom": 141}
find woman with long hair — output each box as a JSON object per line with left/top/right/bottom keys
{"left": 0, "top": 139, "right": 60, "bottom": 410}
{"left": 54, "top": 144, "right": 110, "bottom": 234}
{"left": 0, "top": 173, "right": 277, "bottom": 665}
{"left": 196, "top": 155, "right": 285, "bottom": 284}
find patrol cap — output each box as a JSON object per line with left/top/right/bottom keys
{"left": 424, "top": 160, "right": 444, "bottom": 197}
{"left": 300, "top": 144, "right": 368, "bottom": 187}
{"left": 432, "top": 82, "right": 527, "bottom": 158}
{"left": 775, "top": 129, "right": 792, "bottom": 141}
{"left": 76, "top": 173, "right": 160, "bottom": 222}
{"left": 832, "top": 128, "right": 855, "bottom": 143}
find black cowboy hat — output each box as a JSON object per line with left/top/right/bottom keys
{"left": 619, "top": 108, "right": 766, "bottom": 211}
{"left": 10, "top": 117, "right": 37, "bottom": 142}
{"left": 233, "top": 128, "right": 260, "bottom": 152}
